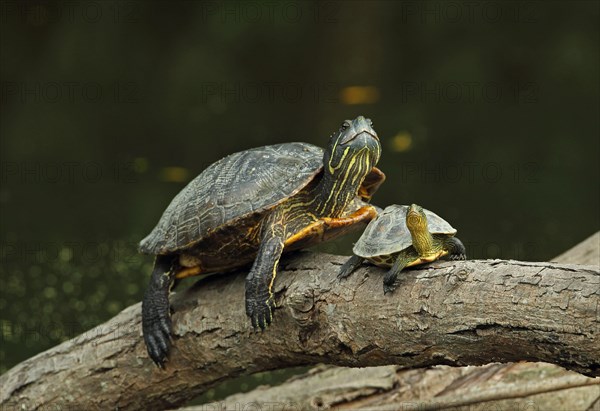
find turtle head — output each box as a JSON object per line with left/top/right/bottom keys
{"left": 406, "top": 204, "right": 428, "bottom": 233}
{"left": 316, "top": 116, "right": 381, "bottom": 217}
{"left": 406, "top": 204, "right": 437, "bottom": 256}
{"left": 323, "top": 116, "right": 381, "bottom": 179}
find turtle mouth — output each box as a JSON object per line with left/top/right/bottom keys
{"left": 340, "top": 130, "right": 379, "bottom": 145}
{"left": 407, "top": 210, "right": 419, "bottom": 218}
{"left": 406, "top": 206, "right": 426, "bottom": 229}
{"left": 407, "top": 213, "right": 421, "bottom": 224}
{"left": 341, "top": 131, "right": 381, "bottom": 161}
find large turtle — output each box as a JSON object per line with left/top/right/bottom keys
{"left": 140, "top": 116, "right": 384, "bottom": 366}
{"left": 338, "top": 204, "right": 466, "bottom": 293}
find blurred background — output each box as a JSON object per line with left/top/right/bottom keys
{"left": 1, "top": 0, "right": 598, "bottom": 402}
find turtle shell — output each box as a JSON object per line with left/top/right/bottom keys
{"left": 353, "top": 204, "right": 457, "bottom": 258}
{"left": 139, "top": 142, "right": 324, "bottom": 255}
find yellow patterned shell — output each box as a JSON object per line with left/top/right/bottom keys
{"left": 353, "top": 204, "right": 457, "bottom": 258}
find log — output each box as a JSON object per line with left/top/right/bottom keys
{"left": 194, "top": 231, "right": 600, "bottom": 411}
{"left": 1, "top": 251, "right": 598, "bottom": 410}
{"left": 186, "top": 363, "right": 599, "bottom": 411}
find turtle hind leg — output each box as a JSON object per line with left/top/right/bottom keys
{"left": 383, "top": 249, "right": 417, "bottom": 294}
{"left": 444, "top": 237, "right": 466, "bottom": 261}
{"left": 338, "top": 255, "right": 364, "bottom": 280}
{"left": 142, "top": 254, "right": 177, "bottom": 367}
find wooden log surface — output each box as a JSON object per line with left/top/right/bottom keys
{"left": 193, "top": 232, "right": 600, "bottom": 411}
{"left": 1, "top": 235, "right": 599, "bottom": 410}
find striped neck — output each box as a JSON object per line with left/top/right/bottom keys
{"left": 312, "top": 171, "right": 359, "bottom": 218}
{"left": 410, "top": 228, "right": 435, "bottom": 256}
{"left": 312, "top": 150, "right": 373, "bottom": 218}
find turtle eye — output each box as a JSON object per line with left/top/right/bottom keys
{"left": 340, "top": 120, "right": 351, "bottom": 131}
{"left": 367, "top": 119, "right": 373, "bottom": 127}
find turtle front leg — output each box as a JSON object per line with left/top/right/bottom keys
{"left": 142, "top": 255, "right": 177, "bottom": 367}
{"left": 444, "top": 237, "right": 467, "bottom": 261}
{"left": 245, "top": 210, "right": 286, "bottom": 330}
{"left": 383, "top": 249, "right": 417, "bottom": 294}
{"left": 338, "top": 255, "right": 365, "bottom": 279}
{"left": 358, "top": 167, "right": 386, "bottom": 201}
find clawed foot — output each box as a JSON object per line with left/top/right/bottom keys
{"left": 246, "top": 296, "right": 275, "bottom": 330}
{"left": 142, "top": 291, "right": 172, "bottom": 367}
{"left": 449, "top": 253, "right": 467, "bottom": 261}
{"left": 383, "top": 282, "right": 397, "bottom": 294}
{"left": 338, "top": 264, "right": 355, "bottom": 280}
{"left": 337, "top": 255, "right": 363, "bottom": 280}
{"left": 383, "top": 269, "right": 399, "bottom": 295}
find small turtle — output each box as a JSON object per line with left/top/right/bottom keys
{"left": 338, "top": 204, "right": 466, "bottom": 293}
{"left": 140, "top": 116, "right": 385, "bottom": 366}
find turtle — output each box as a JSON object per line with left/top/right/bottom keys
{"left": 140, "top": 116, "right": 385, "bottom": 366}
{"left": 338, "top": 204, "right": 466, "bottom": 294}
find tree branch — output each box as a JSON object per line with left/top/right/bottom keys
{"left": 195, "top": 231, "right": 600, "bottom": 411}
{"left": 181, "top": 363, "right": 600, "bottom": 411}
{"left": 1, "top": 253, "right": 599, "bottom": 410}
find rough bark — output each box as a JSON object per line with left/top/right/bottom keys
{"left": 553, "top": 232, "right": 600, "bottom": 265}
{"left": 185, "top": 363, "right": 600, "bottom": 411}
{"left": 1, "top": 251, "right": 599, "bottom": 410}
{"left": 194, "top": 231, "right": 600, "bottom": 411}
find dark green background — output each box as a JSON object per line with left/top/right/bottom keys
{"left": 1, "top": 0, "right": 598, "bottom": 401}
